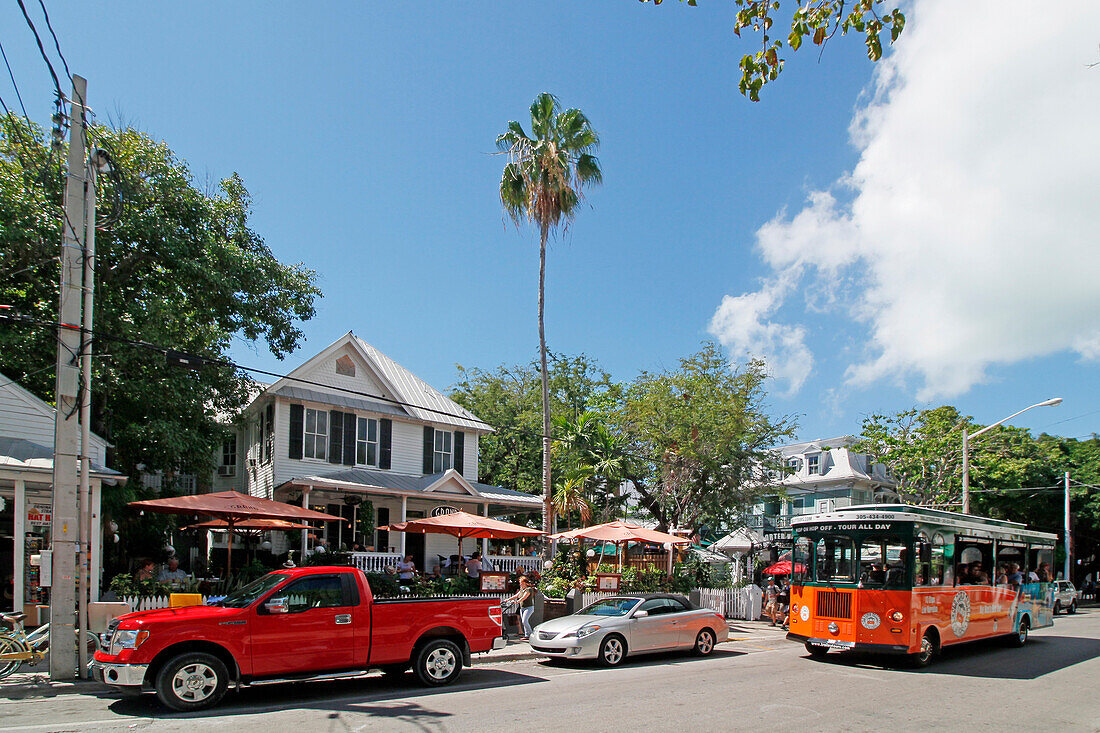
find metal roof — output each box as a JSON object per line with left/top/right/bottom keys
{"left": 282, "top": 467, "right": 542, "bottom": 507}
{"left": 272, "top": 385, "right": 409, "bottom": 418}
{"left": 0, "top": 437, "right": 124, "bottom": 478}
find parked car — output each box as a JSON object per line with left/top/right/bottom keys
{"left": 1052, "top": 580, "right": 1078, "bottom": 614}
{"left": 92, "top": 566, "right": 504, "bottom": 711}
{"left": 528, "top": 594, "right": 728, "bottom": 666}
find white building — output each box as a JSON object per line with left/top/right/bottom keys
{"left": 0, "top": 373, "right": 125, "bottom": 615}
{"left": 211, "top": 332, "right": 542, "bottom": 575}
{"left": 749, "top": 435, "right": 899, "bottom": 541}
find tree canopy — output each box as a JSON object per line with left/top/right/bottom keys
{"left": 638, "top": 0, "right": 905, "bottom": 101}
{"left": 0, "top": 116, "right": 320, "bottom": 481}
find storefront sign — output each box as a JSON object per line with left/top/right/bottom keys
{"left": 596, "top": 573, "right": 621, "bottom": 592}
{"left": 27, "top": 504, "right": 51, "bottom": 527}
{"left": 480, "top": 571, "right": 509, "bottom": 593}
{"left": 430, "top": 505, "right": 458, "bottom": 517}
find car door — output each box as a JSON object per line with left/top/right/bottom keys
{"left": 663, "top": 598, "right": 702, "bottom": 647}
{"left": 629, "top": 599, "right": 680, "bottom": 652}
{"left": 250, "top": 574, "right": 358, "bottom": 676}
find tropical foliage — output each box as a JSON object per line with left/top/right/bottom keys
{"left": 497, "top": 93, "right": 603, "bottom": 548}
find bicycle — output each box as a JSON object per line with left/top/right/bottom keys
{"left": 0, "top": 611, "right": 100, "bottom": 679}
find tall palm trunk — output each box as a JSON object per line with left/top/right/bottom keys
{"left": 538, "top": 224, "right": 553, "bottom": 559}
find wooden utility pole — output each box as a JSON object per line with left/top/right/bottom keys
{"left": 50, "top": 75, "right": 87, "bottom": 680}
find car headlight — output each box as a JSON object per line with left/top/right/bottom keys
{"left": 571, "top": 625, "right": 602, "bottom": 639}
{"left": 109, "top": 629, "right": 149, "bottom": 655}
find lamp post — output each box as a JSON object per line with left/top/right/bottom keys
{"left": 961, "top": 398, "right": 1062, "bottom": 514}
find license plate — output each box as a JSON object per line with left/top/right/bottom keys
{"left": 812, "top": 639, "right": 853, "bottom": 650}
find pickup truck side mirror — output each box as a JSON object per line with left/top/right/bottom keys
{"left": 633, "top": 610, "right": 649, "bottom": 618}
{"left": 263, "top": 597, "right": 289, "bottom": 615}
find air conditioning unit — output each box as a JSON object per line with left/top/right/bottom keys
{"left": 218, "top": 465, "right": 236, "bottom": 477}
{"left": 815, "top": 499, "right": 835, "bottom": 514}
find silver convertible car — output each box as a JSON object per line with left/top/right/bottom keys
{"left": 529, "top": 594, "right": 728, "bottom": 666}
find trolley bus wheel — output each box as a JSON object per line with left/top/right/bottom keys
{"left": 911, "top": 630, "right": 937, "bottom": 668}
{"left": 805, "top": 642, "right": 829, "bottom": 659}
{"left": 1008, "top": 617, "right": 1030, "bottom": 648}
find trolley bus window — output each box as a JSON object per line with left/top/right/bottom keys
{"left": 793, "top": 537, "right": 812, "bottom": 584}
{"left": 996, "top": 542, "right": 1026, "bottom": 586}
{"left": 915, "top": 534, "right": 932, "bottom": 586}
{"left": 858, "top": 535, "right": 908, "bottom": 587}
{"left": 930, "top": 533, "right": 947, "bottom": 585}
{"left": 955, "top": 539, "right": 993, "bottom": 585}
{"left": 815, "top": 536, "right": 856, "bottom": 582}
{"left": 1029, "top": 546, "right": 1054, "bottom": 581}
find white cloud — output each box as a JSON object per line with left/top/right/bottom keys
{"left": 709, "top": 274, "right": 813, "bottom": 396}
{"left": 711, "top": 0, "right": 1100, "bottom": 400}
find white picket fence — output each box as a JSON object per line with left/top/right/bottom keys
{"left": 486, "top": 556, "right": 542, "bottom": 574}
{"left": 579, "top": 586, "right": 763, "bottom": 621}
{"left": 121, "top": 591, "right": 511, "bottom": 611}
{"left": 350, "top": 552, "right": 404, "bottom": 573}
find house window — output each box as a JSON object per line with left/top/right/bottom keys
{"left": 433, "top": 429, "right": 452, "bottom": 472}
{"left": 335, "top": 355, "right": 356, "bottom": 377}
{"left": 357, "top": 416, "right": 379, "bottom": 466}
{"left": 220, "top": 438, "right": 237, "bottom": 476}
{"left": 786, "top": 457, "right": 800, "bottom": 473}
{"left": 807, "top": 455, "right": 820, "bottom": 475}
{"left": 303, "top": 408, "right": 328, "bottom": 460}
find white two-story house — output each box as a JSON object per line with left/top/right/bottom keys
{"left": 211, "top": 332, "right": 541, "bottom": 575}
{"left": 750, "top": 435, "right": 900, "bottom": 540}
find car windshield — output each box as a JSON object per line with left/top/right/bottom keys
{"left": 215, "top": 572, "right": 290, "bottom": 608}
{"left": 578, "top": 598, "right": 641, "bottom": 617}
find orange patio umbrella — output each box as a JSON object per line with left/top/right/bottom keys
{"left": 384, "top": 510, "right": 544, "bottom": 556}
{"left": 550, "top": 520, "right": 691, "bottom": 571}
{"left": 183, "top": 518, "right": 316, "bottom": 531}
{"left": 130, "top": 491, "right": 342, "bottom": 575}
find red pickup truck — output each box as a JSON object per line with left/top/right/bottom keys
{"left": 92, "top": 566, "right": 505, "bottom": 711}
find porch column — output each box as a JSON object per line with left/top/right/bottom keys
{"left": 399, "top": 496, "right": 407, "bottom": 556}
{"left": 480, "top": 504, "right": 489, "bottom": 557}
{"left": 300, "top": 487, "right": 311, "bottom": 559}
{"left": 13, "top": 479, "right": 25, "bottom": 613}
{"left": 90, "top": 480, "right": 102, "bottom": 601}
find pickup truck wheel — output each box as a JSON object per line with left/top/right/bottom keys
{"left": 1053, "top": 600, "right": 1061, "bottom": 614}
{"left": 155, "top": 652, "right": 229, "bottom": 712}
{"left": 1068, "top": 601, "right": 1077, "bottom": 614}
{"left": 413, "top": 640, "right": 462, "bottom": 686}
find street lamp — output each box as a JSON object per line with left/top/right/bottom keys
{"left": 961, "top": 397, "right": 1062, "bottom": 514}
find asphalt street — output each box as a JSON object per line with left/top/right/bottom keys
{"left": 3, "top": 611, "right": 1099, "bottom": 733}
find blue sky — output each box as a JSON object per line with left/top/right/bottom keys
{"left": 2, "top": 1, "right": 1097, "bottom": 444}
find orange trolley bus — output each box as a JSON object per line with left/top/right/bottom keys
{"left": 786, "top": 505, "right": 1057, "bottom": 666}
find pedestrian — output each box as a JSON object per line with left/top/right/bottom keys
{"left": 778, "top": 580, "right": 791, "bottom": 630}
{"left": 504, "top": 575, "right": 536, "bottom": 640}
{"left": 764, "top": 577, "right": 779, "bottom": 625}
{"left": 464, "top": 551, "right": 483, "bottom": 580}
{"left": 396, "top": 554, "right": 417, "bottom": 581}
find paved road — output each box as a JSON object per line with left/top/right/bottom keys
{"left": 3, "top": 611, "right": 1099, "bottom": 732}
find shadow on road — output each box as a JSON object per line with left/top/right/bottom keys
{"left": 808, "top": 635, "right": 1100, "bottom": 679}
{"left": 538, "top": 648, "right": 744, "bottom": 672}
{"left": 100, "top": 666, "right": 545, "bottom": 721}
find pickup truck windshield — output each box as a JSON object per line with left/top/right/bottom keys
{"left": 217, "top": 572, "right": 290, "bottom": 608}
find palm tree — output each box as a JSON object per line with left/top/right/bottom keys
{"left": 497, "top": 93, "right": 602, "bottom": 555}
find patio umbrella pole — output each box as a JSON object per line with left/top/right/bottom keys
{"left": 226, "top": 518, "right": 234, "bottom": 577}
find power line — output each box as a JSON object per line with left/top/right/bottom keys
{"left": 15, "top": 0, "right": 63, "bottom": 96}
{"left": 0, "top": 39, "right": 31, "bottom": 121}
{"left": 35, "top": 0, "right": 73, "bottom": 85}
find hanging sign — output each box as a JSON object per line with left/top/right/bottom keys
{"left": 430, "top": 505, "right": 458, "bottom": 517}
{"left": 27, "top": 504, "right": 51, "bottom": 527}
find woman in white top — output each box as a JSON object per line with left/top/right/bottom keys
{"left": 396, "top": 555, "right": 417, "bottom": 581}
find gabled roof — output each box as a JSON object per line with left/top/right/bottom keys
{"left": 0, "top": 371, "right": 110, "bottom": 450}
{"left": 261, "top": 332, "right": 490, "bottom": 433}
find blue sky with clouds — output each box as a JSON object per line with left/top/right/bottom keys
{"left": 3, "top": 1, "right": 1097, "bottom": 443}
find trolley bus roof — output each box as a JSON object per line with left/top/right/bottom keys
{"left": 790, "top": 504, "right": 1058, "bottom": 543}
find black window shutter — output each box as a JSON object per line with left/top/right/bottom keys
{"left": 343, "top": 413, "right": 355, "bottom": 466}
{"left": 453, "top": 431, "right": 465, "bottom": 476}
{"left": 329, "top": 410, "right": 343, "bottom": 464}
{"left": 379, "top": 419, "right": 392, "bottom": 469}
{"left": 288, "top": 404, "right": 304, "bottom": 459}
{"left": 423, "top": 425, "right": 434, "bottom": 474}
{"left": 265, "top": 403, "right": 275, "bottom": 463}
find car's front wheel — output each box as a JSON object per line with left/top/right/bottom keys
{"left": 1068, "top": 600, "right": 1077, "bottom": 614}
{"left": 598, "top": 634, "right": 627, "bottom": 667}
{"left": 1054, "top": 600, "right": 1062, "bottom": 614}
{"left": 693, "top": 628, "right": 716, "bottom": 656}
{"left": 413, "top": 639, "right": 463, "bottom": 686}
{"left": 154, "top": 652, "right": 229, "bottom": 712}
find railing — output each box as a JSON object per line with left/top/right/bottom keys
{"left": 486, "top": 556, "right": 542, "bottom": 574}
{"left": 580, "top": 586, "right": 763, "bottom": 621}
{"left": 350, "top": 552, "right": 404, "bottom": 572}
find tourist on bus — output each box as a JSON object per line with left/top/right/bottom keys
{"left": 971, "top": 562, "right": 990, "bottom": 584}
{"left": 1007, "top": 563, "right": 1024, "bottom": 588}
{"left": 1037, "top": 563, "right": 1052, "bottom": 582}
{"left": 996, "top": 564, "right": 1009, "bottom": 585}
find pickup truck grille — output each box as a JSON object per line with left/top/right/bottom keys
{"left": 816, "top": 590, "right": 852, "bottom": 620}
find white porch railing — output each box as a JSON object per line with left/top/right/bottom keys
{"left": 350, "top": 552, "right": 403, "bottom": 573}
{"left": 485, "top": 556, "right": 542, "bottom": 574}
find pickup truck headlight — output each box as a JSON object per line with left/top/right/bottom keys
{"left": 109, "top": 629, "right": 149, "bottom": 656}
